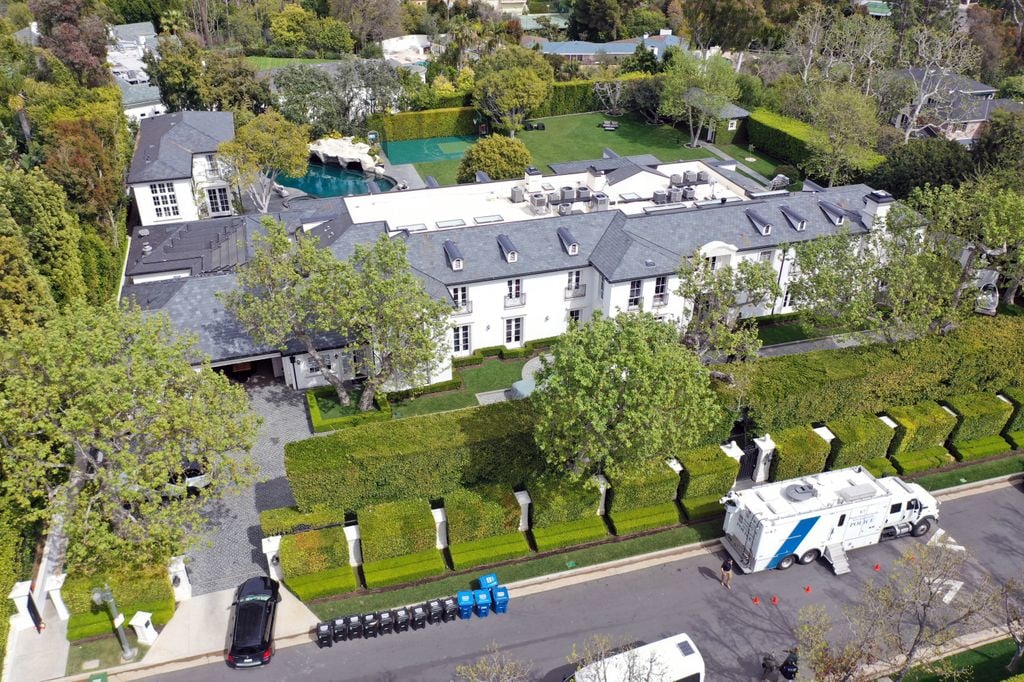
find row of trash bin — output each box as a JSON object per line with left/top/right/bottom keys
{"left": 315, "top": 574, "right": 509, "bottom": 648}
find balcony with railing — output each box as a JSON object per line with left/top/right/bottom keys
{"left": 451, "top": 301, "right": 473, "bottom": 316}
{"left": 504, "top": 292, "right": 527, "bottom": 308}
{"left": 564, "top": 284, "right": 587, "bottom": 299}
{"left": 653, "top": 292, "right": 669, "bottom": 307}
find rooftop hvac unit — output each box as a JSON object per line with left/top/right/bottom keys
{"left": 561, "top": 186, "right": 576, "bottom": 202}
{"left": 591, "top": 192, "right": 609, "bottom": 211}
{"left": 682, "top": 186, "right": 696, "bottom": 200}
{"left": 577, "top": 186, "right": 592, "bottom": 201}
{"left": 696, "top": 170, "right": 709, "bottom": 183}
{"left": 669, "top": 187, "right": 683, "bottom": 203}
{"left": 653, "top": 189, "right": 668, "bottom": 205}
{"left": 510, "top": 186, "right": 525, "bottom": 203}
{"left": 683, "top": 170, "right": 697, "bottom": 184}
{"left": 670, "top": 174, "right": 683, "bottom": 187}
{"left": 547, "top": 191, "right": 560, "bottom": 205}
{"left": 529, "top": 192, "right": 548, "bottom": 215}
{"left": 558, "top": 202, "right": 572, "bottom": 216}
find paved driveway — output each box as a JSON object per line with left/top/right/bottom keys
{"left": 186, "top": 370, "right": 311, "bottom": 595}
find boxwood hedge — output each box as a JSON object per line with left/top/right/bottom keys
{"left": 280, "top": 526, "right": 350, "bottom": 577}
{"left": 608, "top": 463, "right": 681, "bottom": 513}
{"left": 362, "top": 550, "right": 447, "bottom": 588}
{"left": 891, "top": 446, "right": 954, "bottom": 475}
{"left": 260, "top": 506, "right": 346, "bottom": 536}
{"left": 864, "top": 456, "right": 898, "bottom": 478}
{"left": 733, "top": 316, "right": 1024, "bottom": 433}
{"left": 681, "top": 494, "right": 725, "bottom": 521}
{"left": 678, "top": 445, "right": 739, "bottom": 500}
{"left": 887, "top": 401, "right": 958, "bottom": 455}
{"left": 285, "top": 567, "right": 358, "bottom": 602}
{"left": 772, "top": 426, "right": 831, "bottom": 480}
{"left": 611, "top": 503, "right": 682, "bottom": 536}
{"left": 950, "top": 435, "right": 1013, "bottom": 461}
{"left": 369, "top": 106, "right": 476, "bottom": 141}
{"left": 826, "top": 414, "right": 896, "bottom": 469}
{"left": 532, "top": 517, "right": 609, "bottom": 552}
{"left": 1009, "top": 431, "right": 1024, "bottom": 449}
{"left": 358, "top": 499, "right": 436, "bottom": 564}
{"left": 944, "top": 393, "right": 1013, "bottom": 443}
{"left": 1003, "top": 387, "right": 1024, "bottom": 432}
{"left": 449, "top": 532, "right": 531, "bottom": 570}
{"left": 747, "top": 108, "right": 884, "bottom": 176}
{"left": 444, "top": 486, "right": 520, "bottom": 545}
{"left": 527, "top": 476, "right": 602, "bottom": 528}
{"left": 64, "top": 566, "right": 175, "bottom": 641}
{"left": 306, "top": 388, "right": 392, "bottom": 433}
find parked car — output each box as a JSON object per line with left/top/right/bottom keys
{"left": 227, "top": 576, "right": 280, "bottom": 669}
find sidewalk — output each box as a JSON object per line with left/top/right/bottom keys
{"left": 702, "top": 143, "right": 772, "bottom": 185}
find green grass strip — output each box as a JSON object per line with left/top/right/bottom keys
{"left": 449, "top": 532, "right": 531, "bottom": 570}
{"left": 362, "top": 550, "right": 447, "bottom": 588}
{"left": 532, "top": 517, "right": 609, "bottom": 552}
{"left": 914, "top": 454, "right": 1024, "bottom": 491}
{"left": 610, "top": 503, "right": 682, "bottom": 536}
{"left": 903, "top": 637, "right": 1019, "bottom": 682}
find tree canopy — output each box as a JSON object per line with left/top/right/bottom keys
{"left": 218, "top": 110, "right": 309, "bottom": 214}
{"left": 456, "top": 135, "right": 532, "bottom": 183}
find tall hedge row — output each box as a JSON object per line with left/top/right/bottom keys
{"left": 735, "top": 317, "right": 1024, "bottom": 433}
{"left": 444, "top": 486, "right": 521, "bottom": 545}
{"left": 608, "top": 463, "right": 681, "bottom": 512}
{"left": 944, "top": 392, "right": 1013, "bottom": 443}
{"left": 371, "top": 106, "right": 477, "bottom": 142}
{"left": 358, "top": 499, "right": 437, "bottom": 563}
{"left": 0, "top": 516, "right": 25, "bottom": 663}
{"left": 886, "top": 401, "right": 958, "bottom": 455}
{"left": 771, "top": 426, "right": 831, "bottom": 480}
{"left": 747, "top": 108, "right": 884, "bottom": 176}
{"left": 1004, "top": 387, "right": 1024, "bottom": 432}
{"left": 678, "top": 445, "right": 739, "bottom": 499}
{"left": 280, "top": 525, "right": 353, "bottom": 598}
{"left": 64, "top": 567, "right": 176, "bottom": 641}
{"left": 528, "top": 476, "right": 602, "bottom": 528}
{"left": 826, "top": 414, "right": 896, "bottom": 469}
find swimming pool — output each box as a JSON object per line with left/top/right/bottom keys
{"left": 277, "top": 161, "right": 396, "bottom": 198}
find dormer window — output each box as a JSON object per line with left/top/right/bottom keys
{"left": 497, "top": 234, "right": 518, "bottom": 264}
{"left": 780, "top": 205, "right": 808, "bottom": 232}
{"left": 745, "top": 209, "right": 772, "bottom": 236}
{"left": 819, "top": 201, "right": 847, "bottom": 226}
{"left": 557, "top": 226, "right": 580, "bottom": 256}
{"left": 443, "top": 239, "right": 464, "bottom": 271}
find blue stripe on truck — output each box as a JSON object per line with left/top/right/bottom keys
{"left": 766, "top": 516, "right": 820, "bottom": 569}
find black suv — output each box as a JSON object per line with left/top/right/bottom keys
{"left": 227, "top": 576, "right": 280, "bottom": 668}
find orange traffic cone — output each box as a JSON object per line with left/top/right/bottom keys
{"left": 752, "top": 596, "right": 760, "bottom": 605}
{"left": 874, "top": 563, "right": 881, "bottom": 571}
{"left": 771, "top": 595, "right": 779, "bottom": 605}
{"left": 804, "top": 585, "right": 812, "bottom": 594}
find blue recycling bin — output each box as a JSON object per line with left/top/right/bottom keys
{"left": 473, "top": 589, "right": 491, "bottom": 617}
{"left": 491, "top": 585, "right": 509, "bottom": 614}
{"left": 457, "top": 591, "right": 474, "bottom": 620}
{"left": 478, "top": 573, "right": 499, "bottom": 590}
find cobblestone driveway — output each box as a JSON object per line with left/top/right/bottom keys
{"left": 185, "top": 370, "right": 311, "bottom": 595}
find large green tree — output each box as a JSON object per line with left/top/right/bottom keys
{"left": 456, "top": 135, "right": 532, "bottom": 184}
{"left": 806, "top": 83, "right": 880, "bottom": 187}
{"left": 569, "top": 0, "right": 622, "bottom": 41}
{"left": 867, "top": 138, "right": 974, "bottom": 200}
{"left": 0, "top": 207, "right": 54, "bottom": 336}
{"left": 0, "top": 304, "right": 260, "bottom": 573}
{"left": 473, "top": 69, "right": 549, "bottom": 137}
{"left": 218, "top": 110, "right": 309, "bottom": 214}
{"left": 532, "top": 313, "right": 723, "bottom": 481}
{"left": 659, "top": 53, "right": 740, "bottom": 148}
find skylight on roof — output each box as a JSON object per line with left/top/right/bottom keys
{"left": 436, "top": 219, "right": 466, "bottom": 229}
{"left": 619, "top": 192, "right": 641, "bottom": 201}
{"left": 398, "top": 223, "right": 427, "bottom": 232}
{"left": 473, "top": 215, "right": 504, "bottom": 224}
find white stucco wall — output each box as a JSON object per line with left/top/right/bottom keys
{"left": 133, "top": 178, "right": 198, "bottom": 227}
{"left": 124, "top": 102, "right": 166, "bottom": 122}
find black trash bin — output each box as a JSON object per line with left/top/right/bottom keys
{"left": 346, "top": 614, "right": 363, "bottom": 639}
{"left": 394, "top": 607, "right": 410, "bottom": 632}
{"left": 441, "top": 597, "right": 458, "bottom": 622}
{"left": 331, "top": 617, "right": 347, "bottom": 642}
{"left": 363, "top": 612, "right": 379, "bottom": 638}
{"left": 378, "top": 610, "right": 394, "bottom": 634}
{"left": 411, "top": 604, "right": 427, "bottom": 630}
{"left": 427, "top": 600, "right": 443, "bottom": 624}
{"left": 316, "top": 621, "right": 333, "bottom": 648}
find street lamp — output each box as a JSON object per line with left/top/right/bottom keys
{"left": 91, "top": 584, "right": 137, "bottom": 661}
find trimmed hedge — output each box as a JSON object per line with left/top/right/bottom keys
{"left": 608, "top": 464, "right": 681, "bottom": 513}
{"left": 864, "top": 456, "right": 898, "bottom": 478}
{"left": 1003, "top": 387, "right": 1024, "bottom": 432}
{"left": 746, "top": 108, "right": 884, "bottom": 176}
{"left": 945, "top": 393, "right": 1013, "bottom": 443}
{"left": 892, "top": 446, "right": 954, "bottom": 475}
{"left": 285, "top": 401, "right": 542, "bottom": 511}
{"left": 306, "top": 388, "right": 392, "bottom": 433}
{"left": 611, "top": 503, "right": 682, "bottom": 536}
{"left": 532, "top": 517, "right": 609, "bottom": 552}
{"left": 444, "top": 485, "right": 520, "bottom": 545}
{"left": 677, "top": 445, "right": 739, "bottom": 500}
{"left": 0, "top": 516, "right": 26, "bottom": 664}
{"left": 1009, "top": 431, "right": 1024, "bottom": 449}
{"left": 452, "top": 336, "right": 559, "bottom": 368}
{"left": 449, "top": 532, "right": 531, "bottom": 570}
{"left": 733, "top": 316, "right": 1024, "bottom": 434}
{"left": 285, "top": 567, "right": 358, "bottom": 602}
{"left": 771, "top": 426, "right": 831, "bottom": 480}
{"left": 358, "top": 499, "right": 436, "bottom": 563}
{"left": 528, "top": 476, "right": 602, "bottom": 528}
{"left": 681, "top": 494, "right": 725, "bottom": 521}
{"left": 370, "top": 106, "right": 476, "bottom": 141}
{"left": 826, "top": 414, "right": 896, "bottom": 469}
{"left": 386, "top": 377, "right": 463, "bottom": 404}
{"left": 362, "top": 550, "right": 447, "bottom": 588}
{"left": 950, "top": 435, "right": 1013, "bottom": 462}
{"left": 64, "top": 566, "right": 175, "bottom": 641}
{"left": 887, "top": 401, "right": 958, "bottom": 455}
{"left": 260, "top": 506, "right": 346, "bottom": 536}
{"left": 280, "top": 526, "right": 350, "bottom": 578}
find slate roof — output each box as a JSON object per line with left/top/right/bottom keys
{"left": 683, "top": 88, "right": 750, "bottom": 120}
{"left": 118, "top": 79, "right": 163, "bottom": 108}
{"left": 111, "top": 22, "right": 156, "bottom": 42}
{"left": 548, "top": 154, "right": 663, "bottom": 175}
{"left": 12, "top": 25, "right": 38, "bottom": 46}
{"left": 127, "top": 111, "right": 235, "bottom": 184}
{"left": 903, "top": 68, "right": 996, "bottom": 96}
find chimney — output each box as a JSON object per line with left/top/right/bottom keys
{"left": 524, "top": 166, "right": 542, "bottom": 193}
{"left": 862, "top": 190, "right": 894, "bottom": 230}
{"left": 587, "top": 166, "right": 607, "bottom": 192}
{"left": 30, "top": 21, "right": 38, "bottom": 35}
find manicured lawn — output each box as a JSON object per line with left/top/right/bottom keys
{"left": 757, "top": 321, "right": 812, "bottom": 345}
{"left": 312, "top": 388, "right": 363, "bottom": 420}
{"left": 716, "top": 143, "right": 788, "bottom": 179}
{"left": 413, "top": 159, "right": 460, "bottom": 187}
{"left": 245, "top": 56, "right": 343, "bottom": 70}
{"left": 66, "top": 633, "right": 149, "bottom": 677}
{"left": 391, "top": 358, "right": 528, "bottom": 418}
{"left": 903, "top": 637, "right": 1019, "bottom": 682}
{"left": 913, "top": 454, "right": 1024, "bottom": 492}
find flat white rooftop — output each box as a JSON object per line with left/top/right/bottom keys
{"left": 343, "top": 160, "right": 750, "bottom": 233}
{"left": 735, "top": 466, "right": 892, "bottom": 520}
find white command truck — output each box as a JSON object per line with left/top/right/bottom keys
{"left": 719, "top": 466, "right": 939, "bottom": 574}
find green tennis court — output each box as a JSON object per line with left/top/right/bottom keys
{"left": 384, "top": 136, "right": 477, "bottom": 164}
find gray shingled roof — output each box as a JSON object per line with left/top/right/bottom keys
{"left": 548, "top": 154, "right": 663, "bottom": 175}
{"left": 111, "top": 22, "right": 156, "bottom": 42}
{"left": 127, "top": 111, "right": 234, "bottom": 184}
{"left": 118, "top": 79, "right": 163, "bottom": 108}
{"left": 903, "top": 68, "right": 995, "bottom": 95}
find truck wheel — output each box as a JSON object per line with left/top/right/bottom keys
{"left": 777, "top": 555, "right": 796, "bottom": 570}
{"left": 911, "top": 519, "right": 932, "bottom": 537}
{"left": 798, "top": 549, "right": 820, "bottom": 565}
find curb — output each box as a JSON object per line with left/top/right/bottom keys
{"left": 933, "top": 472, "right": 1023, "bottom": 499}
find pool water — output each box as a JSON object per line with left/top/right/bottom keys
{"left": 278, "top": 161, "right": 396, "bottom": 198}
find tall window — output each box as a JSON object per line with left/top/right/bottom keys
{"left": 450, "top": 286, "right": 469, "bottom": 312}
{"left": 599, "top": 278, "right": 605, "bottom": 299}
{"left": 206, "top": 187, "right": 231, "bottom": 215}
{"left": 150, "top": 182, "right": 179, "bottom": 218}
{"left": 206, "top": 154, "right": 220, "bottom": 175}
{"left": 628, "top": 279, "right": 642, "bottom": 310}
{"left": 782, "top": 289, "right": 792, "bottom": 307}
{"left": 505, "top": 317, "right": 522, "bottom": 344}
{"left": 653, "top": 276, "right": 667, "bottom": 305}
{"left": 759, "top": 250, "right": 773, "bottom": 263}
{"left": 453, "top": 325, "right": 470, "bottom": 353}
{"left": 507, "top": 278, "right": 521, "bottom": 299}
{"left": 567, "top": 270, "right": 581, "bottom": 289}
{"left": 706, "top": 255, "right": 718, "bottom": 271}
{"left": 568, "top": 309, "right": 581, "bottom": 324}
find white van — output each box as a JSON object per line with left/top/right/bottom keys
{"left": 567, "top": 633, "right": 705, "bottom": 682}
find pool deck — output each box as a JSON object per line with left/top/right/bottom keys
{"left": 385, "top": 162, "right": 426, "bottom": 190}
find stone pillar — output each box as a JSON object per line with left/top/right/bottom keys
{"left": 342, "top": 523, "right": 362, "bottom": 566}
{"left": 753, "top": 434, "right": 776, "bottom": 483}
{"left": 431, "top": 507, "right": 449, "bottom": 550}
{"left": 129, "top": 611, "right": 159, "bottom": 646}
{"left": 46, "top": 574, "right": 70, "bottom": 621}
{"left": 8, "top": 580, "right": 34, "bottom": 631}
{"left": 666, "top": 457, "right": 683, "bottom": 474}
{"left": 719, "top": 440, "right": 744, "bottom": 464}
{"left": 168, "top": 556, "right": 192, "bottom": 603}
{"left": 592, "top": 475, "right": 610, "bottom": 516}
{"left": 261, "top": 537, "right": 283, "bottom": 582}
{"left": 513, "top": 490, "right": 532, "bottom": 532}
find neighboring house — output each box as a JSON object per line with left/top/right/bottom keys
{"left": 895, "top": 69, "right": 1023, "bottom": 146}
{"left": 522, "top": 30, "right": 684, "bottom": 64}
{"left": 118, "top": 79, "right": 166, "bottom": 122}
{"left": 12, "top": 21, "right": 39, "bottom": 46}
{"left": 480, "top": 0, "right": 529, "bottom": 15}
{"left": 119, "top": 147, "right": 894, "bottom": 391}
{"left": 520, "top": 14, "right": 571, "bottom": 32}
{"left": 850, "top": 0, "right": 893, "bottom": 17}
{"left": 684, "top": 88, "right": 750, "bottom": 144}
{"left": 127, "top": 111, "right": 235, "bottom": 227}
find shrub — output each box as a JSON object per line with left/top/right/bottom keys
{"left": 369, "top": 107, "right": 476, "bottom": 141}
{"left": 362, "top": 550, "right": 446, "bottom": 588}
{"left": 285, "top": 566, "right": 358, "bottom": 601}
{"left": 528, "top": 476, "right": 602, "bottom": 528}
{"left": 950, "top": 435, "right": 1013, "bottom": 462}
{"left": 449, "top": 532, "right": 531, "bottom": 570}
{"left": 891, "top": 446, "right": 954, "bottom": 475}
{"left": 532, "top": 517, "right": 609, "bottom": 552}
{"left": 358, "top": 499, "right": 436, "bottom": 563}
{"left": 306, "top": 388, "right": 392, "bottom": 433}
{"left": 285, "top": 401, "right": 542, "bottom": 511}
{"left": 608, "top": 464, "right": 681, "bottom": 513}
{"left": 772, "top": 426, "right": 830, "bottom": 480}
{"left": 1009, "top": 431, "right": 1024, "bottom": 449}
{"left": 677, "top": 444, "right": 739, "bottom": 500}
{"left": 64, "top": 566, "right": 175, "bottom": 641}
{"left": 280, "top": 526, "right": 349, "bottom": 577}
{"left": 887, "top": 401, "right": 958, "bottom": 455}
{"left": 260, "top": 506, "right": 347, "bottom": 536}
{"left": 452, "top": 336, "right": 558, "bottom": 368}
{"left": 444, "top": 485, "right": 521, "bottom": 545}
{"left": 456, "top": 135, "right": 533, "bottom": 184}
{"left": 1003, "top": 387, "right": 1024, "bottom": 432}
{"left": 386, "top": 377, "right": 463, "bottom": 403}
{"left": 734, "top": 316, "right": 1024, "bottom": 433}
{"left": 611, "top": 503, "right": 682, "bottom": 536}
{"left": 0, "top": 516, "right": 26, "bottom": 663}
{"left": 681, "top": 494, "right": 725, "bottom": 520}
{"left": 826, "top": 414, "right": 896, "bottom": 469}
{"left": 747, "top": 108, "right": 883, "bottom": 176}
{"left": 944, "top": 393, "right": 1013, "bottom": 443}
{"left": 864, "top": 456, "right": 898, "bottom": 478}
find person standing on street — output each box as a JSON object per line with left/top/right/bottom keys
{"left": 720, "top": 557, "right": 734, "bottom": 589}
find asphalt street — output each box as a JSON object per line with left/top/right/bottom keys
{"left": 151, "top": 480, "right": 1024, "bottom": 682}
